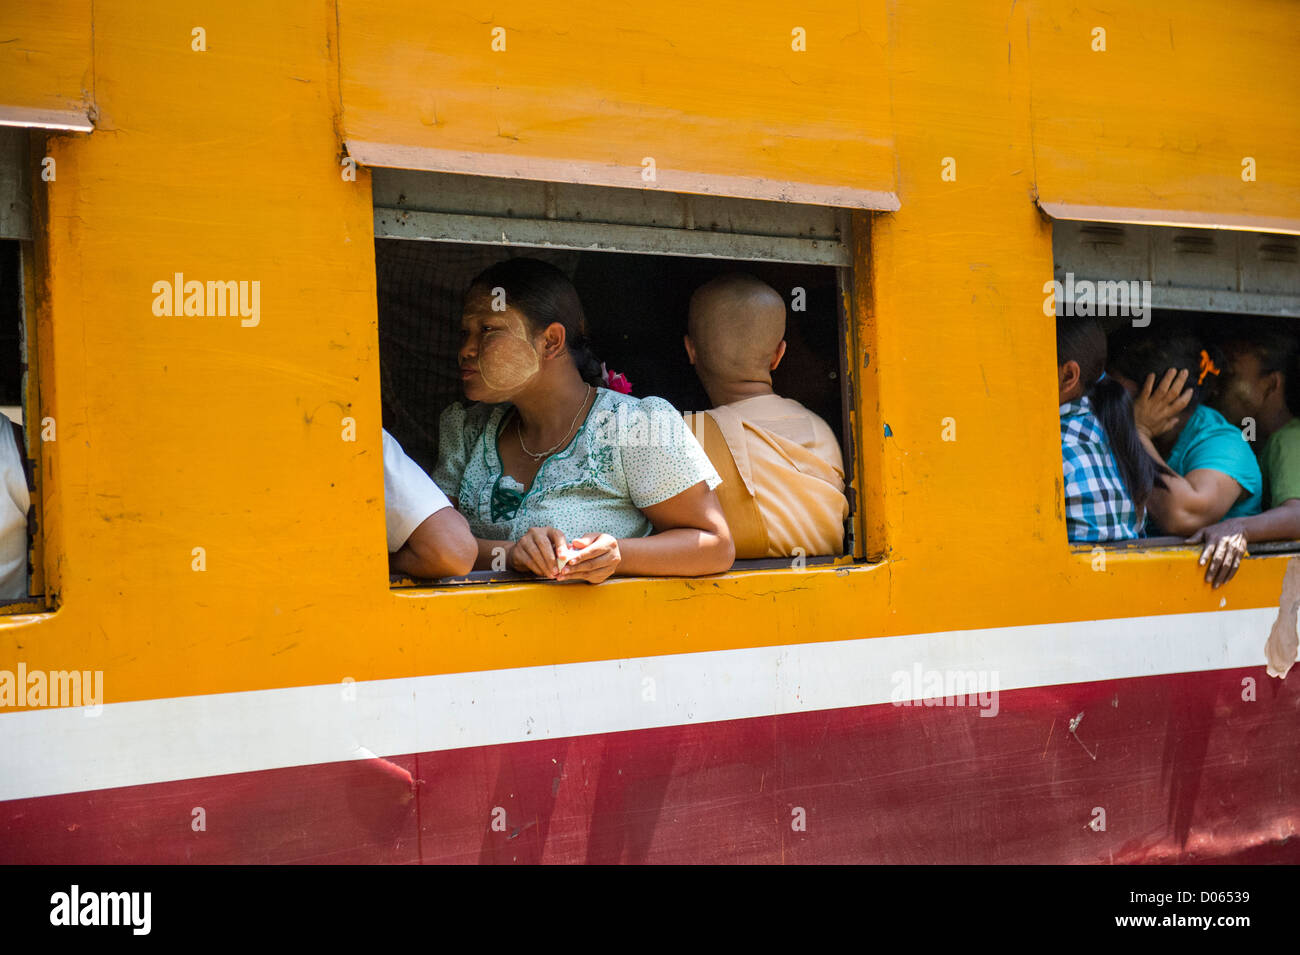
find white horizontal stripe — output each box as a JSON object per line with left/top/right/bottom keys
{"left": 0, "top": 105, "right": 94, "bottom": 132}
{"left": 0, "top": 608, "right": 1275, "bottom": 801}
{"left": 1038, "top": 201, "right": 1300, "bottom": 236}
{"left": 347, "top": 140, "right": 902, "bottom": 212}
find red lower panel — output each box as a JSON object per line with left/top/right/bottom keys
{"left": 2, "top": 666, "right": 1298, "bottom": 864}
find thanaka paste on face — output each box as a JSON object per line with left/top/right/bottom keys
{"left": 477, "top": 311, "right": 541, "bottom": 392}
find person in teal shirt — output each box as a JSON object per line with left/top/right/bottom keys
{"left": 1108, "top": 330, "right": 1262, "bottom": 538}
{"left": 1163, "top": 404, "right": 1263, "bottom": 519}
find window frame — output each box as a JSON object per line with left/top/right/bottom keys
{"left": 1050, "top": 215, "right": 1300, "bottom": 557}
{"left": 370, "top": 168, "right": 868, "bottom": 587}
{"left": 0, "top": 126, "right": 48, "bottom": 614}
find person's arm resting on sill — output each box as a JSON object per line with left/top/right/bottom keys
{"left": 384, "top": 429, "right": 477, "bottom": 579}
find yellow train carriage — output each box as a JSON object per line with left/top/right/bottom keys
{"left": 0, "top": 0, "right": 1296, "bottom": 863}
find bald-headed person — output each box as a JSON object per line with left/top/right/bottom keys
{"left": 682, "top": 274, "right": 848, "bottom": 559}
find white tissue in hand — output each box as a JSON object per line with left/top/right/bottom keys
{"left": 556, "top": 543, "right": 576, "bottom": 571}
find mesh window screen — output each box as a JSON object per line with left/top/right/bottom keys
{"left": 375, "top": 240, "right": 841, "bottom": 479}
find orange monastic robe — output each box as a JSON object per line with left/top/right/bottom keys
{"left": 685, "top": 394, "right": 848, "bottom": 559}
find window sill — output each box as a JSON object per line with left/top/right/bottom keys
{"left": 0, "top": 597, "right": 51, "bottom": 616}
{"left": 390, "top": 554, "right": 850, "bottom": 588}
{"left": 1072, "top": 537, "right": 1300, "bottom": 556}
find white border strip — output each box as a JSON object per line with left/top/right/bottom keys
{"left": 0, "top": 105, "right": 94, "bottom": 133}
{"left": 1039, "top": 201, "right": 1300, "bottom": 236}
{"left": 347, "top": 140, "right": 901, "bottom": 212}
{"left": 0, "top": 608, "right": 1274, "bottom": 801}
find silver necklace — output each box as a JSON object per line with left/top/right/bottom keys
{"left": 517, "top": 385, "right": 593, "bottom": 462}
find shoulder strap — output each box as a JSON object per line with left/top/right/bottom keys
{"left": 687, "top": 411, "right": 769, "bottom": 560}
{"left": 703, "top": 404, "right": 756, "bottom": 493}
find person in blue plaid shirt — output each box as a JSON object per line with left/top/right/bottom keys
{"left": 1057, "top": 318, "right": 1157, "bottom": 541}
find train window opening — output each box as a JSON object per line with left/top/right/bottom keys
{"left": 370, "top": 169, "right": 861, "bottom": 587}
{"left": 0, "top": 241, "right": 21, "bottom": 421}
{"left": 1052, "top": 219, "right": 1300, "bottom": 557}
{"left": 0, "top": 124, "right": 38, "bottom": 612}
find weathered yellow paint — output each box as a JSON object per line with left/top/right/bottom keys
{"left": 0, "top": 1, "right": 1294, "bottom": 712}
{"left": 0, "top": 1, "right": 94, "bottom": 124}
{"left": 1029, "top": 1, "right": 1300, "bottom": 231}
{"left": 338, "top": 0, "right": 897, "bottom": 205}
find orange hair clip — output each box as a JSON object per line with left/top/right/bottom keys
{"left": 1197, "top": 349, "right": 1220, "bottom": 386}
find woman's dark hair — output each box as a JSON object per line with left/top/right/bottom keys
{"left": 466, "top": 257, "right": 604, "bottom": 386}
{"left": 1107, "top": 327, "right": 1214, "bottom": 409}
{"left": 1236, "top": 327, "right": 1299, "bottom": 376}
{"left": 1057, "top": 317, "right": 1159, "bottom": 512}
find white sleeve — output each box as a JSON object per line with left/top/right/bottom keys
{"left": 383, "top": 429, "right": 452, "bottom": 552}
{"left": 0, "top": 421, "right": 29, "bottom": 599}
